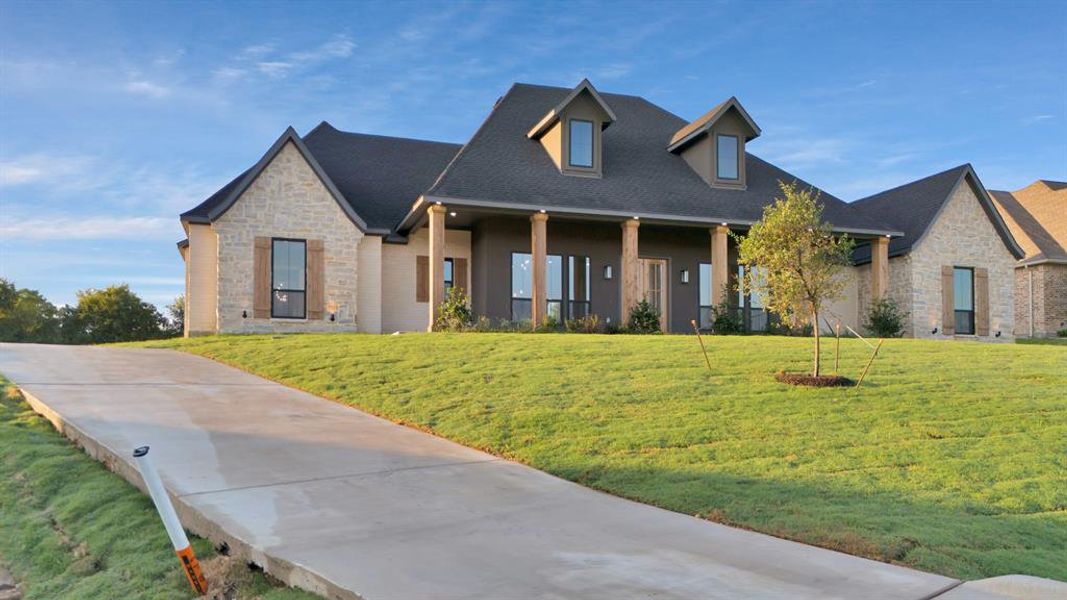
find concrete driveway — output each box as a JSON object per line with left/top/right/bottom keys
{"left": 0, "top": 343, "right": 960, "bottom": 599}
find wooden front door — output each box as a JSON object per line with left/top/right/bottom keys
{"left": 638, "top": 258, "right": 668, "bottom": 332}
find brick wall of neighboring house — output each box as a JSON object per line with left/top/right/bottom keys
{"left": 213, "top": 141, "right": 364, "bottom": 333}
{"left": 906, "top": 181, "right": 1016, "bottom": 340}
{"left": 1016, "top": 263, "right": 1067, "bottom": 337}
{"left": 381, "top": 227, "right": 471, "bottom": 333}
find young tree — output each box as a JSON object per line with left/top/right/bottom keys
{"left": 736, "top": 182, "right": 855, "bottom": 377}
{"left": 166, "top": 294, "right": 185, "bottom": 337}
{"left": 63, "top": 284, "right": 169, "bottom": 344}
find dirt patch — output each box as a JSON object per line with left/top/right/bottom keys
{"left": 775, "top": 371, "right": 854, "bottom": 387}
{"left": 196, "top": 555, "right": 290, "bottom": 600}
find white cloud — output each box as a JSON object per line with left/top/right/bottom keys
{"left": 0, "top": 216, "right": 177, "bottom": 240}
{"left": 256, "top": 61, "right": 292, "bottom": 77}
{"left": 1022, "top": 114, "right": 1054, "bottom": 125}
{"left": 0, "top": 154, "right": 95, "bottom": 187}
{"left": 291, "top": 35, "right": 355, "bottom": 61}
{"left": 759, "top": 138, "right": 850, "bottom": 168}
{"left": 124, "top": 80, "right": 172, "bottom": 98}
{"left": 212, "top": 66, "right": 246, "bottom": 81}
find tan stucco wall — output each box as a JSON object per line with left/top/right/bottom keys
{"left": 1015, "top": 263, "right": 1067, "bottom": 337}
{"left": 185, "top": 223, "right": 218, "bottom": 335}
{"left": 679, "top": 110, "right": 748, "bottom": 188}
{"left": 357, "top": 235, "right": 383, "bottom": 334}
{"left": 905, "top": 179, "right": 1015, "bottom": 340}
{"left": 213, "top": 141, "right": 364, "bottom": 333}
{"left": 381, "top": 227, "right": 471, "bottom": 332}
{"left": 823, "top": 265, "right": 860, "bottom": 333}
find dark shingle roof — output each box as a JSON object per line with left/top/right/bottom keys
{"left": 851, "top": 164, "right": 1024, "bottom": 263}
{"left": 425, "top": 83, "right": 896, "bottom": 235}
{"left": 181, "top": 123, "right": 461, "bottom": 232}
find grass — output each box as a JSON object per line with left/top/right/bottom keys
{"left": 134, "top": 333, "right": 1067, "bottom": 582}
{"left": 1017, "top": 337, "right": 1067, "bottom": 346}
{"left": 0, "top": 375, "right": 319, "bottom": 600}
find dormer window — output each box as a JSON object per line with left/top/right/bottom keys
{"left": 527, "top": 79, "right": 617, "bottom": 178}
{"left": 716, "top": 134, "right": 739, "bottom": 180}
{"left": 568, "top": 119, "right": 594, "bottom": 168}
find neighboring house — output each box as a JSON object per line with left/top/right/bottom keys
{"left": 178, "top": 80, "right": 904, "bottom": 336}
{"left": 850, "top": 165, "right": 1024, "bottom": 340}
{"left": 990, "top": 180, "right": 1067, "bottom": 338}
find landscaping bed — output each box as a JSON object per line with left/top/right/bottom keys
{"left": 134, "top": 333, "right": 1067, "bottom": 582}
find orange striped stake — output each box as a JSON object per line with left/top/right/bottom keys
{"left": 176, "top": 545, "right": 208, "bottom": 595}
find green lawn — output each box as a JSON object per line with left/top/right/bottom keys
{"left": 134, "top": 333, "right": 1066, "bottom": 582}
{"left": 1017, "top": 337, "right": 1067, "bottom": 346}
{"left": 0, "top": 376, "right": 319, "bottom": 600}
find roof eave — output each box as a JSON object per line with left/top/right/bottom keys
{"left": 526, "top": 79, "right": 617, "bottom": 140}
{"left": 668, "top": 97, "right": 762, "bottom": 153}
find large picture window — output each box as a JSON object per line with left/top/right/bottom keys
{"left": 271, "top": 239, "right": 306, "bottom": 319}
{"left": 717, "top": 134, "right": 739, "bottom": 180}
{"left": 511, "top": 252, "right": 565, "bottom": 321}
{"left": 568, "top": 119, "right": 594, "bottom": 168}
{"left": 953, "top": 267, "right": 975, "bottom": 335}
{"left": 568, "top": 256, "right": 591, "bottom": 318}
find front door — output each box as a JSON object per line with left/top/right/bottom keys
{"left": 638, "top": 258, "right": 668, "bottom": 332}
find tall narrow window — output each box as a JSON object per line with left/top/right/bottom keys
{"left": 271, "top": 239, "right": 306, "bottom": 318}
{"left": 698, "top": 263, "right": 712, "bottom": 329}
{"left": 444, "top": 258, "right": 454, "bottom": 291}
{"left": 954, "top": 267, "right": 975, "bottom": 335}
{"left": 568, "top": 119, "right": 594, "bottom": 168}
{"left": 546, "top": 255, "right": 563, "bottom": 320}
{"left": 717, "top": 134, "right": 739, "bottom": 180}
{"left": 568, "top": 256, "right": 591, "bottom": 319}
{"left": 511, "top": 252, "right": 563, "bottom": 321}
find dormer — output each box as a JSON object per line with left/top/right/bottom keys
{"left": 527, "top": 79, "right": 617, "bottom": 178}
{"left": 668, "top": 97, "right": 761, "bottom": 189}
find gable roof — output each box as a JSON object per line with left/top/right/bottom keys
{"left": 990, "top": 180, "right": 1067, "bottom": 265}
{"left": 413, "top": 83, "right": 895, "bottom": 236}
{"left": 851, "top": 164, "right": 1024, "bottom": 264}
{"left": 527, "top": 79, "right": 617, "bottom": 139}
{"left": 181, "top": 124, "right": 461, "bottom": 233}
{"left": 667, "top": 96, "right": 761, "bottom": 152}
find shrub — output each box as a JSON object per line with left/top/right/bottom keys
{"left": 433, "top": 287, "right": 474, "bottom": 332}
{"left": 710, "top": 289, "right": 744, "bottom": 334}
{"left": 1058, "top": 328, "right": 1067, "bottom": 338}
{"left": 627, "top": 300, "right": 661, "bottom": 334}
{"left": 565, "top": 314, "right": 602, "bottom": 333}
{"left": 535, "top": 314, "right": 563, "bottom": 332}
{"left": 865, "top": 297, "right": 908, "bottom": 338}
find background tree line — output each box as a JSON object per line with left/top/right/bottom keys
{"left": 0, "top": 278, "right": 183, "bottom": 344}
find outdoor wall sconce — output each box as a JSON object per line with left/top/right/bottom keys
{"left": 242, "top": 310, "right": 248, "bottom": 319}
{"left": 680, "top": 269, "right": 690, "bottom": 284}
{"left": 931, "top": 327, "right": 938, "bottom": 334}
{"left": 603, "top": 265, "right": 613, "bottom": 280}
{"left": 995, "top": 331, "right": 1001, "bottom": 337}
{"left": 329, "top": 313, "right": 336, "bottom": 322}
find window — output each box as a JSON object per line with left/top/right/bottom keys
{"left": 738, "top": 265, "right": 769, "bottom": 332}
{"left": 271, "top": 239, "right": 306, "bottom": 318}
{"left": 568, "top": 119, "right": 594, "bottom": 168}
{"left": 716, "top": 134, "right": 739, "bottom": 180}
{"left": 698, "top": 263, "right": 713, "bottom": 329}
{"left": 568, "top": 256, "right": 591, "bottom": 319}
{"left": 444, "top": 258, "right": 454, "bottom": 291}
{"left": 511, "top": 252, "right": 564, "bottom": 321}
{"left": 954, "top": 267, "right": 975, "bottom": 335}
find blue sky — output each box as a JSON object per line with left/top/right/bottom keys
{"left": 1, "top": 1, "right": 1064, "bottom": 308}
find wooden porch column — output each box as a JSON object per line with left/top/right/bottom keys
{"left": 530, "top": 212, "right": 548, "bottom": 325}
{"left": 710, "top": 225, "right": 729, "bottom": 307}
{"left": 427, "top": 204, "right": 447, "bottom": 331}
{"left": 620, "top": 219, "right": 640, "bottom": 321}
{"left": 871, "top": 236, "right": 889, "bottom": 300}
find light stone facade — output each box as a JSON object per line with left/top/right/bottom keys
{"left": 212, "top": 141, "right": 364, "bottom": 334}
{"left": 381, "top": 228, "right": 471, "bottom": 333}
{"left": 902, "top": 180, "right": 1015, "bottom": 339}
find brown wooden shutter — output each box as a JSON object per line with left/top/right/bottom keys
{"left": 975, "top": 267, "right": 989, "bottom": 336}
{"left": 415, "top": 255, "right": 429, "bottom": 303}
{"left": 941, "top": 265, "right": 955, "bottom": 335}
{"left": 307, "top": 239, "right": 325, "bottom": 320}
{"left": 454, "top": 257, "right": 468, "bottom": 295}
{"left": 253, "top": 237, "right": 271, "bottom": 319}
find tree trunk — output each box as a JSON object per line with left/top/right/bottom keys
{"left": 812, "top": 308, "right": 820, "bottom": 377}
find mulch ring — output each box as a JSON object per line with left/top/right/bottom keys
{"left": 775, "top": 371, "right": 855, "bottom": 387}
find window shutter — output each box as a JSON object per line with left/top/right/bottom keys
{"left": 307, "top": 239, "right": 325, "bottom": 320}
{"left": 975, "top": 267, "right": 989, "bottom": 336}
{"left": 940, "top": 265, "right": 954, "bottom": 335}
{"left": 454, "top": 257, "right": 468, "bottom": 295}
{"left": 415, "top": 255, "right": 429, "bottom": 303}
{"left": 253, "top": 237, "right": 271, "bottom": 319}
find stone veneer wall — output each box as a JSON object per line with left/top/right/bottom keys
{"left": 854, "top": 256, "right": 913, "bottom": 336}
{"left": 906, "top": 179, "right": 1015, "bottom": 340}
{"left": 213, "top": 141, "right": 364, "bottom": 333}
{"left": 1015, "top": 263, "right": 1067, "bottom": 337}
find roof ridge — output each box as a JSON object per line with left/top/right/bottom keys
{"left": 852, "top": 163, "right": 970, "bottom": 204}
{"left": 309, "top": 123, "right": 462, "bottom": 148}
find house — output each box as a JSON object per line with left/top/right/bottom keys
{"left": 850, "top": 165, "right": 1024, "bottom": 340}
{"left": 989, "top": 180, "right": 1067, "bottom": 338}
{"left": 178, "top": 80, "right": 906, "bottom": 336}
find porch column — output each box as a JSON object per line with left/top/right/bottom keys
{"left": 710, "top": 225, "right": 729, "bottom": 307}
{"left": 427, "top": 204, "right": 447, "bottom": 331}
{"left": 530, "top": 213, "right": 548, "bottom": 325}
{"left": 620, "top": 219, "right": 640, "bottom": 320}
{"left": 871, "top": 236, "right": 889, "bottom": 300}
